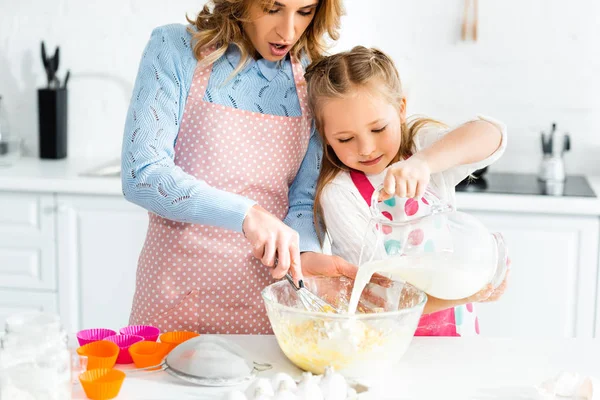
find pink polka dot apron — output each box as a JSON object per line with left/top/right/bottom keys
{"left": 349, "top": 170, "right": 479, "bottom": 336}
{"left": 129, "top": 48, "right": 311, "bottom": 334}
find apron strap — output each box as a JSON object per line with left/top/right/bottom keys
{"left": 187, "top": 45, "right": 218, "bottom": 102}
{"left": 349, "top": 169, "right": 376, "bottom": 207}
{"left": 290, "top": 56, "right": 310, "bottom": 118}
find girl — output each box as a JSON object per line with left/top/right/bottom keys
{"left": 305, "top": 46, "right": 509, "bottom": 336}
{"left": 121, "top": 0, "right": 353, "bottom": 335}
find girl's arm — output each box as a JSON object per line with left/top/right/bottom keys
{"left": 382, "top": 116, "right": 506, "bottom": 199}
{"left": 414, "top": 118, "right": 503, "bottom": 175}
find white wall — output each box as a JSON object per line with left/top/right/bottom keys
{"left": 1, "top": 0, "right": 599, "bottom": 174}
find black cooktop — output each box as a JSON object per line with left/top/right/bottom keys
{"left": 456, "top": 172, "right": 596, "bottom": 198}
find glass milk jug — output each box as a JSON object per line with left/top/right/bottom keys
{"left": 0, "top": 311, "right": 71, "bottom": 400}
{"left": 356, "top": 187, "right": 508, "bottom": 304}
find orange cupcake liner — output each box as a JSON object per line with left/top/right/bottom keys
{"left": 79, "top": 368, "right": 125, "bottom": 400}
{"left": 77, "top": 340, "right": 119, "bottom": 370}
{"left": 158, "top": 331, "right": 199, "bottom": 351}
{"left": 128, "top": 341, "right": 171, "bottom": 369}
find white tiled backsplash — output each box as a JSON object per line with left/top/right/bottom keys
{"left": 1, "top": 0, "right": 599, "bottom": 174}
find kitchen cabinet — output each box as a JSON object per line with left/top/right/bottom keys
{"left": 55, "top": 195, "right": 148, "bottom": 333}
{"left": 0, "top": 193, "right": 57, "bottom": 290}
{"left": 468, "top": 211, "right": 599, "bottom": 339}
{"left": 0, "top": 289, "right": 58, "bottom": 324}
{"left": 0, "top": 191, "right": 148, "bottom": 332}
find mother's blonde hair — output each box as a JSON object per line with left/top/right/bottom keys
{"left": 305, "top": 46, "right": 443, "bottom": 242}
{"left": 186, "top": 0, "right": 344, "bottom": 77}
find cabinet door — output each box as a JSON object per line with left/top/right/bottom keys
{"left": 0, "top": 193, "right": 57, "bottom": 290}
{"left": 467, "top": 211, "right": 599, "bottom": 338}
{"left": 0, "top": 290, "right": 58, "bottom": 327}
{"left": 56, "top": 195, "right": 148, "bottom": 333}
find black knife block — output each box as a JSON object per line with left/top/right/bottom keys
{"left": 38, "top": 88, "right": 67, "bottom": 159}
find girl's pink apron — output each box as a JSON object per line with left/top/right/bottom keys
{"left": 349, "top": 170, "right": 479, "bottom": 336}
{"left": 129, "top": 48, "right": 311, "bottom": 334}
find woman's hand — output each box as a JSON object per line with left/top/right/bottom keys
{"left": 242, "top": 205, "right": 302, "bottom": 281}
{"left": 380, "top": 154, "right": 431, "bottom": 201}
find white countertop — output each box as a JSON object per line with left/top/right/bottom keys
{"left": 455, "top": 181, "right": 600, "bottom": 216}
{"left": 0, "top": 157, "right": 123, "bottom": 195}
{"left": 1, "top": 157, "right": 600, "bottom": 215}
{"left": 71, "top": 335, "right": 600, "bottom": 400}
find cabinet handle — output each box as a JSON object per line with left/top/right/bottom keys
{"left": 43, "top": 206, "right": 56, "bottom": 214}
{"left": 43, "top": 205, "right": 69, "bottom": 214}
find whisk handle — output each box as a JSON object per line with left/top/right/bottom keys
{"left": 284, "top": 273, "right": 304, "bottom": 290}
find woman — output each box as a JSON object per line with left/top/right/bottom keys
{"left": 121, "top": 0, "right": 351, "bottom": 334}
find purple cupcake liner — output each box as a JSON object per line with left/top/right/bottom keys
{"left": 76, "top": 328, "right": 117, "bottom": 346}
{"left": 119, "top": 325, "right": 160, "bottom": 342}
{"left": 104, "top": 334, "right": 145, "bottom": 364}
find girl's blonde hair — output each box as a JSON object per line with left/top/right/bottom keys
{"left": 186, "top": 0, "right": 344, "bottom": 77}
{"left": 305, "top": 46, "right": 444, "bottom": 242}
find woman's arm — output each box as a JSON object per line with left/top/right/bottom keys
{"left": 122, "top": 25, "right": 255, "bottom": 232}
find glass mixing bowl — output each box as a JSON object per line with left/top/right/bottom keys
{"left": 261, "top": 276, "right": 426, "bottom": 379}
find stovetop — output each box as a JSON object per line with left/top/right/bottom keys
{"left": 456, "top": 172, "right": 596, "bottom": 198}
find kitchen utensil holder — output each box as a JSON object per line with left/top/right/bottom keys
{"left": 38, "top": 88, "right": 67, "bottom": 159}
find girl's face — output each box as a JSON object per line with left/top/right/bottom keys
{"left": 243, "top": 0, "right": 319, "bottom": 62}
{"left": 321, "top": 85, "right": 406, "bottom": 175}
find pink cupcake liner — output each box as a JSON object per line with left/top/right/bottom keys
{"left": 76, "top": 328, "right": 117, "bottom": 346}
{"left": 103, "top": 334, "right": 145, "bottom": 364}
{"left": 119, "top": 325, "right": 160, "bottom": 342}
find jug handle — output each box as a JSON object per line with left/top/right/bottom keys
{"left": 369, "top": 184, "right": 454, "bottom": 220}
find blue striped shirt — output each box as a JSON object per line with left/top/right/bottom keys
{"left": 121, "top": 24, "right": 321, "bottom": 252}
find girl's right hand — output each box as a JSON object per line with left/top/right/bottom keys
{"left": 380, "top": 154, "right": 431, "bottom": 201}
{"left": 242, "top": 205, "right": 303, "bottom": 282}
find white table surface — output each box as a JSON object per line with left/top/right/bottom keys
{"left": 71, "top": 335, "right": 600, "bottom": 400}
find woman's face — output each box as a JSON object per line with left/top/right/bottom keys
{"left": 243, "top": 0, "right": 319, "bottom": 62}
{"left": 321, "top": 85, "right": 407, "bottom": 175}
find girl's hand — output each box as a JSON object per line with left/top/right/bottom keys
{"left": 301, "top": 252, "right": 357, "bottom": 280}
{"left": 465, "top": 267, "right": 511, "bottom": 304}
{"left": 380, "top": 154, "right": 431, "bottom": 201}
{"left": 242, "top": 205, "right": 302, "bottom": 282}
{"left": 301, "top": 252, "right": 391, "bottom": 286}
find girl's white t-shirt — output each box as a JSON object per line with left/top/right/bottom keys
{"left": 320, "top": 115, "right": 507, "bottom": 266}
